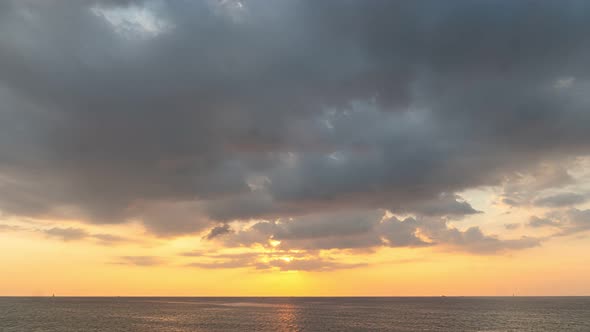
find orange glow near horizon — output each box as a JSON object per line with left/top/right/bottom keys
{"left": 1, "top": 219, "right": 589, "bottom": 297}
{"left": 1, "top": 182, "right": 590, "bottom": 297}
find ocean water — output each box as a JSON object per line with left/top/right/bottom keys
{"left": 0, "top": 297, "right": 588, "bottom": 331}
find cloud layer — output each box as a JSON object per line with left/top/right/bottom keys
{"left": 218, "top": 211, "right": 540, "bottom": 254}
{"left": 1, "top": 0, "right": 590, "bottom": 266}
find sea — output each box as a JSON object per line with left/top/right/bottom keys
{"left": 0, "top": 297, "right": 588, "bottom": 331}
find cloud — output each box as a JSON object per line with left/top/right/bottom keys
{"left": 91, "top": 233, "right": 129, "bottom": 245}
{"left": 133, "top": 201, "right": 212, "bottom": 236}
{"left": 220, "top": 210, "right": 385, "bottom": 250}
{"left": 203, "top": 223, "right": 232, "bottom": 240}
{"left": 500, "top": 164, "right": 576, "bottom": 207}
{"left": 398, "top": 193, "right": 481, "bottom": 218}
{"left": 186, "top": 252, "right": 270, "bottom": 269}
{"left": 40, "top": 226, "right": 130, "bottom": 245}
{"left": 377, "top": 217, "right": 432, "bottom": 248}
{"left": 186, "top": 251, "right": 365, "bottom": 271}
{"left": 527, "top": 208, "right": 590, "bottom": 236}
{"left": 265, "top": 258, "right": 366, "bottom": 272}
{"left": 0, "top": 0, "right": 589, "bottom": 258}
{"left": 533, "top": 192, "right": 588, "bottom": 208}
{"left": 428, "top": 226, "right": 541, "bottom": 254}
{"left": 504, "top": 223, "right": 520, "bottom": 230}
{"left": 0, "top": 223, "right": 25, "bottom": 232}
{"left": 43, "top": 227, "right": 89, "bottom": 242}
{"left": 213, "top": 211, "right": 540, "bottom": 254}
{"left": 559, "top": 208, "right": 590, "bottom": 235}
{"left": 113, "top": 255, "right": 165, "bottom": 266}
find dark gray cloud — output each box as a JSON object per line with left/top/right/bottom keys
{"left": 215, "top": 211, "right": 540, "bottom": 254}
{"left": 533, "top": 192, "right": 588, "bottom": 208}
{"left": 400, "top": 194, "right": 481, "bottom": 218}
{"left": 221, "top": 210, "right": 385, "bottom": 250}
{"left": 134, "top": 201, "right": 211, "bottom": 236}
{"left": 1, "top": 0, "right": 590, "bottom": 255}
{"left": 203, "top": 223, "right": 232, "bottom": 240}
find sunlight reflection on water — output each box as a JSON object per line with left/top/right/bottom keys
{"left": 0, "top": 297, "right": 589, "bottom": 332}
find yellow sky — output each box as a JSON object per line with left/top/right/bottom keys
{"left": 2, "top": 162, "right": 590, "bottom": 296}
{"left": 2, "top": 193, "right": 589, "bottom": 297}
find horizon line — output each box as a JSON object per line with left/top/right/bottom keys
{"left": 2, "top": 295, "right": 589, "bottom": 298}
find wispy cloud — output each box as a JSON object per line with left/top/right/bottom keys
{"left": 40, "top": 227, "right": 131, "bottom": 245}
{"left": 185, "top": 251, "right": 366, "bottom": 272}
{"left": 113, "top": 256, "right": 166, "bottom": 266}
{"left": 0, "top": 223, "right": 25, "bottom": 232}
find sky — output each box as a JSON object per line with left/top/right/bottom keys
{"left": 1, "top": 0, "right": 590, "bottom": 296}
